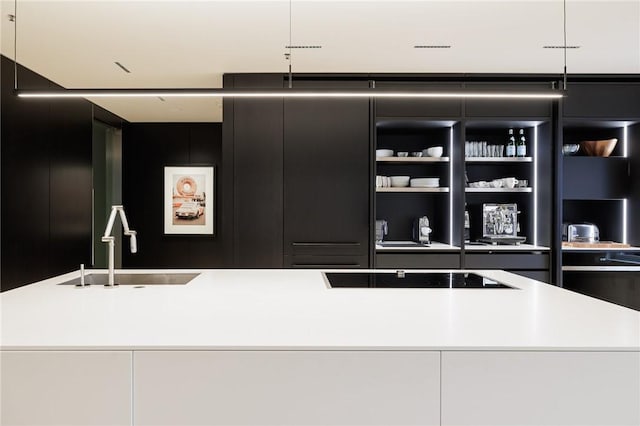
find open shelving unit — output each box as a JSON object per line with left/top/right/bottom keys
{"left": 374, "top": 118, "right": 461, "bottom": 268}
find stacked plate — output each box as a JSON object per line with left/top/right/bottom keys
{"left": 410, "top": 177, "right": 439, "bottom": 188}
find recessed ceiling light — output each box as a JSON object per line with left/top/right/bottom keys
{"left": 414, "top": 45, "right": 451, "bottom": 49}
{"left": 114, "top": 61, "right": 131, "bottom": 73}
{"left": 543, "top": 45, "right": 580, "bottom": 49}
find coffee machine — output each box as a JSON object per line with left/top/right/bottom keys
{"left": 413, "top": 216, "right": 432, "bottom": 245}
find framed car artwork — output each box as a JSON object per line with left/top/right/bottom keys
{"left": 164, "top": 166, "right": 214, "bottom": 235}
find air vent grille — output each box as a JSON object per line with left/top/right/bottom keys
{"left": 414, "top": 45, "right": 451, "bottom": 49}
{"left": 285, "top": 45, "right": 322, "bottom": 49}
{"left": 543, "top": 45, "right": 580, "bottom": 49}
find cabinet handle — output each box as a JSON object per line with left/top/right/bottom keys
{"left": 292, "top": 263, "right": 361, "bottom": 268}
{"left": 292, "top": 242, "right": 361, "bottom": 247}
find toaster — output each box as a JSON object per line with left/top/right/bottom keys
{"left": 566, "top": 223, "right": 600, "bottom": 243}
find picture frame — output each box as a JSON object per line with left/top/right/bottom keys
{"left": 164, "top": 166, "right": 214, "bottom": 235}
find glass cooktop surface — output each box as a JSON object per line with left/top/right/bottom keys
{"left": 324, "top": 272, "right": 516, "bottom": 289}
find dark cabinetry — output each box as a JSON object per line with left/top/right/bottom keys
{"left": 1, "top": 56, "right": 93, "bottom": 291}
{"left": 372, "top": 84, "right": 554, "bottom": 281}
{"left": 559, "top": 82, "right": 640, "bottom": 309}
{"left": 563, "top": 83, "right": 640, "bottom": 119}
{"left": 283, "top": 82, "right": 370, "bottom": 268}
{"left": 224, "top": 76, "right": 371, "bottom": 268}
{"left": 226, "top": 74, "right": 284, "bottom": 267}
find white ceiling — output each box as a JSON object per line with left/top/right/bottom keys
{"left": 1, "top": 0, "right": 639, "bottom": 122}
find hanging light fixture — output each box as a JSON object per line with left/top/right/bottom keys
{"left": 12, "top": 0, "right": 566, "bottom": 100}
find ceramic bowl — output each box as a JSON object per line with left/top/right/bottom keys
{"left": 396, "top": 151, "right": 409, "bottom": 157}
{"left": 376, "top": 149, "right": 394, "bottom": 158}
{"left": 580, "top": 138, "right": 617, "bottom": 157}
{"left": 424, "top": 146, "right": 444, "bottom": 158}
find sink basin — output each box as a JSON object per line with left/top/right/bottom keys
{"left": 58, "top": 273, "right": 200, "bottom": 286}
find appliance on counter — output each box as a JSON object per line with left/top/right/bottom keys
{"left": 563, "top": 223, "right": 600, "bottom": 243}
{"left": 464, "top": 208, "right": 471, "bottom": 243}
{"left": 413, "top": 216, "right": 432, "bottom": 245}
{"left": 375, "top": 220, "right": 388, "bottom": 243}
{"left": 478, "top": 203, "right": 526, "bottom": 245}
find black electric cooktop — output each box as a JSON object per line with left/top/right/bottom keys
{"left": 324, "top": 272, "right": 516, "bottom": 289}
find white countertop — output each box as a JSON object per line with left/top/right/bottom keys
{"left": 1, "top": 269, "right": 638, "bottom": 351}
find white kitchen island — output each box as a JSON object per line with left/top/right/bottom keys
{"left": 2, "top": 269, "right": 639, "bottom": 426}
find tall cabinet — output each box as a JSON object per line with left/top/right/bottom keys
{"left": 223, "top": 75, "right": 371, "bottom": 268}
{"left": 283, "top": 80, "right": 370, "bottom": 268}
{"left": 559, "top": 82, "right": 640, "bottom": 309}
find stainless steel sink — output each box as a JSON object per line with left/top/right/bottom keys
{"left": 58, "top": 273, "right": 200, "bottom": 286}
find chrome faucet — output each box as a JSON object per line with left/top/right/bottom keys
{"left": 102, "top": 205, "right": 137, "bottom": 287}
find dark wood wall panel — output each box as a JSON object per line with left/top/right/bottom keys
{"left": 121, "top": 123, "right": 225, "bottom": 268}
{"left": 1, "top": 55, "right": 93, "bottom": 291}
{"left": 49, "top": 99, "right": 93, "bottom": 276}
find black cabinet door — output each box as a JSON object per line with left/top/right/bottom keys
{"left": 375, "top": 82, "right": 463, "bottom": 118}
{"left": 283, "top": 81, "right": 370, "bottom": 266}
{"left": 465, "top": 83, "right": 553, "bottom": 118}
{"left": 563, "top": 83, "right": 640, "bottom": 119}
{"left": 226, "top": 74, "right": 284, "bottom": 267}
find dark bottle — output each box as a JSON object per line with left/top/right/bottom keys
{"left": 506, "top": 128, "right": 516, "bottom": 157}
{"left": 517, "top": 129, "right": 527, "bottom": 157}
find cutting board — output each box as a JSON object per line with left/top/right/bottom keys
{"left": 562, "top": 241, "right": 631, "bottom": 248}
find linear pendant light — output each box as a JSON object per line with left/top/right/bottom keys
{"left": 16, "top": 88, "right": 564, "bottom": 99}
{"left": 10, "top": 0, "right": 565, "bottom": 101}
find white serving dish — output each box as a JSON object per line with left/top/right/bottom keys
{"left": 376, "top": 149, "right": 394, "bottom": 158}
{"left": 410, "top": 177, "right": 439, "bottom": 188}
{"left": 390, "top": 176, "right": 410, "bottom": 187}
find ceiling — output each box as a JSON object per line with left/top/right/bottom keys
{"left": 1, "top": 0, "right": 639, "bottom": 122}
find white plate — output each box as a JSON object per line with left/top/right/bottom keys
{"left": 410, "top": 183, "right": 440, "bottom": 188}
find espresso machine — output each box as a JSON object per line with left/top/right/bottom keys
{"left": 413, "top": 216, "right": 432, "bottom": 245}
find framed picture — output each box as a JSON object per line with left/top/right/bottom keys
{"left": 164, "top": 166, "right": 214, "bottom": 235}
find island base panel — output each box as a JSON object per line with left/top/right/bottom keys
{"left": 134, "top": 350, "right": 440, "bottom": 426}
{"left": 441, "top": 351, "right": 640, "bottom": 426}
{"left": 0, "top": 351, "right": 132, "bottom": 426}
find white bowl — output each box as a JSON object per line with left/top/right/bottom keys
{"left": 376, "top": 149, "right": 394, "bottom": 158}
{"left": 424, "top": 146, "right": 444, "bottom": 157}
{"left": 390, "top": 176, "right": 410, "bottom": 187}
{"left": 410, "top": 177, "right": 440, "bottom": 188}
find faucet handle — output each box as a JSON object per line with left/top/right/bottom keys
{"left": 130, "top": 233, "right": 137, "bottom": 254}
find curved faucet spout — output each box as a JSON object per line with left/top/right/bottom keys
{"left": 102, "top": 205, "right": 137, "bottom": 286}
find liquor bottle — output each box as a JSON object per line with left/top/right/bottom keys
{"left": 517, "top": 129, "right": 527, "bottom": 157}
{"left": 506, "top": 128, "right": 516, "bottom": 157}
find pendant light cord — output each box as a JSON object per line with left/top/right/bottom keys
{"left": 13, "top": 0, "right": 18, "bottom": 90}
{"left": 288, "top": 0, "right": 292, "bottom": 88}
{"left": 563, "top": 0, "right": 567, "bottom": 90}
